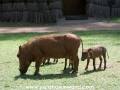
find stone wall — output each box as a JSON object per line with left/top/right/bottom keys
{"left": 0, "top": 0, "right": 63, "bottom": 23}
{"left": 86, "top": 0, "right": 120, "bottom": 18}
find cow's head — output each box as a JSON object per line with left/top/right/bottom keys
{"left": 81, "top": 49, "right": 93, "bottom": 61}
{"left": 17, "top": 46, "right": 32, "bottom": 75}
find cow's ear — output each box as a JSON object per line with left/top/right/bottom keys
{"left": 88, "top": 49, "right": 93, "bottom": 57}
{"left": 17, "top": 54, "right": 20, "bottom": 58}
{"left": 19, "top": 46, "right": 22, "bottom": 52}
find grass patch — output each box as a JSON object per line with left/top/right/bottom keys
{"left": 0, "top": 30, "right": 120, "bottom": 90}
{"left": 102, "top": 17, "right": 120, "bottom": 23}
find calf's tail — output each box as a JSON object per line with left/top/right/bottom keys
{"left": 106, "top": 50, "right": 109, "bottom": 58}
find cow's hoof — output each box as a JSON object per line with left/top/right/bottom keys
{"left": 98, "top": 67, "right": 102, "bottom": 70}
{"left": 104, "top": 67, "right": 106, "bottom": 70}
{"left": 20, "top": 73, "right": 25, "bottom": 75}
{"left": 34, "top": 72, "right": 39, "bottom": 75}
{"left": 72, "top": 71, "right": 75, "bottom": 73}
{"left": 46, "top": 62, "right": 49, "bottom": 64}
{"left": 63, "top": 68, "right": 66, "bottom": 70}
{"left": 72, "top": 71, "right": 77, "bottom": 74}
{"left": 98, "top": 67, "right": 101, "bottom": 69}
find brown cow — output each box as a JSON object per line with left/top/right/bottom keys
{"left": 81, "top": 45, "right": 109, "bottom": 70}
{"left": 17, "top": 33, "right": 83, "bottom": 75}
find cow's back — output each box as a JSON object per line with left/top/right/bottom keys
{"left": 29, "top": 33, "right": 80, "bottom": 58}
{"left": 91, "top": 45, "right": 107, "bottom": 57}
{"left": 64, "top": 33, "right": 80, "bottom": 51}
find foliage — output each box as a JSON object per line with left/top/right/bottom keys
{"left": 102, "top": 17, "right": 120, "bottom": 23}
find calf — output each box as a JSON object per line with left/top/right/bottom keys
{"left": 43, "top": 58, "right": 58, "bottom": 65}
{"left": 43, "top": 58, "right": 74, "bottom": 70}
{"left": 81, "top": 45, "right": 109, "bottom": 70}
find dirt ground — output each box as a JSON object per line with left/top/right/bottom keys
{"left": 0, "top": 17, "right": 120, "bottom": 33}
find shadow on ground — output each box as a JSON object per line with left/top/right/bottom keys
{"left": 80, "top": 68, "right": 105, "bottom": 75}
{"left": 14, "top": 68, "right": 77, "bottom": 80}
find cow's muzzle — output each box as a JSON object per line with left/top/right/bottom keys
{"left": 18, "top": 68, "right": 27, "bottom": 75}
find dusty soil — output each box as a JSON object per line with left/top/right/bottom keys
{"left": 0, "top": 17, "right": 120, "bottom": 33}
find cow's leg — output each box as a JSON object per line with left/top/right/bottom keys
{"left": 85, "top": 59, "right": 90, "bottom": 70}
{"left": 64, "top": 58, "right": 67, "bottom": 70}
{"left": 46, "top": 58, "right": 50, "bottom": 64}
{"left": 71, "top": 61, "right": 74, "bottom": 70}
{"left": 72, "top": 56, "right": 79, "bottom": 73}
{"left": 99, "top": 56, "right": 102, "bottom": 69}
{"left": 69, "top": 60, "right": 71, "bottom": 67}
{"left": 42, "top": 59, "right": 46, "bottom": 65}
{"left": 73, "top": 56, "right": 79, "bottom": 70}
{"left": 34, "top": 57, "right": 43, "bottom": 75}
{"left": 103, "top": 53, "right": 107, "bottom": 70}
{"left": 93, "top": 58, "right": 96, "bottom": 71}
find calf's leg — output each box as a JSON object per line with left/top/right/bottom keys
{"left": 85, "top": 59, "right": 90, "bottom": 70}
{"left": 68, "top": 59, "right": 74, "bottom": 70}
{"left": 103, "top": 54, "right": 107, "bottom": 70}
{"left": 54, "top": 59, "right": 58, "bottom": 63}
{"left": 99, "top": 57, "right": 102, "bottom": 68}
{"left": 64, "top": 58, "right": 67, "bottom": 70}
{"left": 93, "top": 58, "right": 96, "bottom": 70}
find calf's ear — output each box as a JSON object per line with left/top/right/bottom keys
{"left": 88, "top": 49, "right": 93, "bottom": 58}
{"left": 88, "top": 49, "right": 93, "bottom": 52}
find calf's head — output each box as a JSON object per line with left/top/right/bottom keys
{"left": 17, "top": 46, "right": 32, "bottom": 75}
{"left": 81, "top": 49, "right": 93, "bottom": 61}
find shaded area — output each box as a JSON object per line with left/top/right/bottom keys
{"left": 14, "top": 68, "right": 77, "bottom": 80}
{"left": 62, "top": 0, "right": 86, "bottom": 15}
{"left": 80, "top": 68, "right": 105, "bottom": 75}
{"left": 65, "top": 15, "right": 88, "bottom": 20}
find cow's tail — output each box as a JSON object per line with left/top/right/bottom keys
{"left": 80, "top": 38, "right": 83, "bottom": 53}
